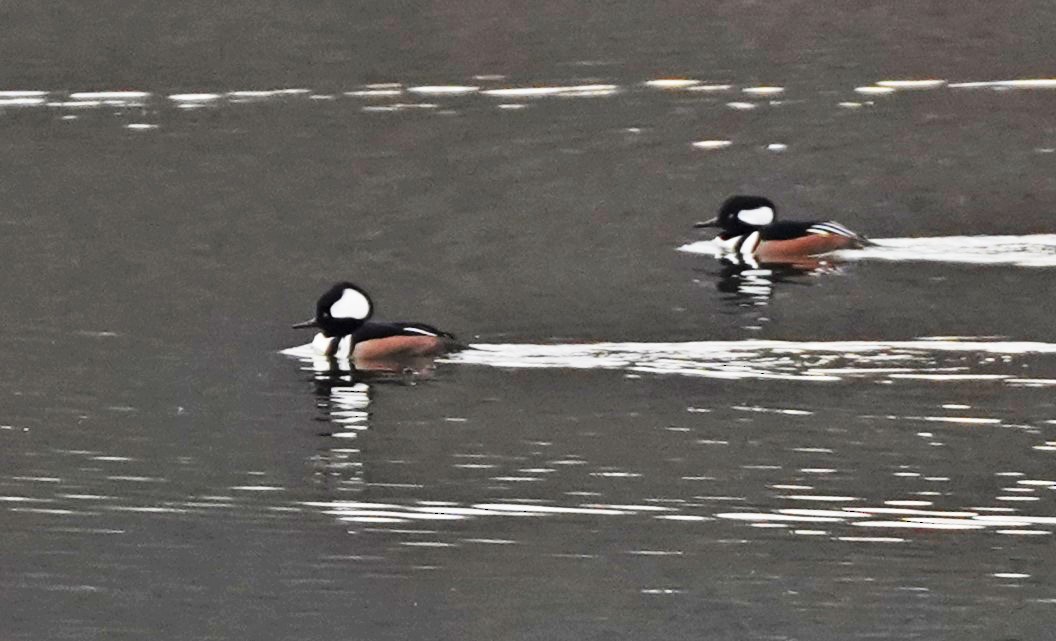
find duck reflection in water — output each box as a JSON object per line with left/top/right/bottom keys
{"left": 710, "top": 257, "right": 846, "bottom": 308}
{"left": 295, "top": 351, "right": 442, "bottom": 500}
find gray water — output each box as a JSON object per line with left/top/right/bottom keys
{"left": 4, "top": 2, "right": 1056, "bottom": 639}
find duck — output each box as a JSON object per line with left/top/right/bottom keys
{"left": 695, "top": 195, "right": 872, "bottom": 264}
{"left": 292, "top": 282, "right": 460, "bottom": 362}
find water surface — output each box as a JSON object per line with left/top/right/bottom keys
{"left": 4, "top": 2, "right": 1056, "bottom": 640}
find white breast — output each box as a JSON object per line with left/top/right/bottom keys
{"left": 312, "top": 333, "right": 353, "bottom": 358}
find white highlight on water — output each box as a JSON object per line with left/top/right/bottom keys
{"left": 691, "top": 140, "right": 732, "bottom": 150}
{"left": 875, "top": 80, "right": 946, "bottom": 90}
{"left": 688, "top": 84, "right": 733, "bottom": 92}
{"left": 742, "top": 86, "right": 784, "bottom": 95}
{"left": 481, "top": 85, "right": 618, "bottom": 98}
{"left": 169, "top": 93, "right": 222, "bottom": 103}
{"left": 645, "top": 79, "right": 700, "bottom": 89}
{"left": 855, "top": 86, "right": 896, "bottom": 95}
{"left": 70, "top": 91, "right": 150, "bottom": 101}
{"left": 0, "top": 96, "right": 46, "bottom": 106}
{"left": 949, "top": 79, "right": 1056, "bottom": 89}
{"left": 344, "top": 89, "right": 403, "bottom": 97}
{"left": 407, "top": 85, "right": 479, "bottom": 95}
{"left": 362, "top": 103, "right": 438, "bottom": 112}
{"left": 228, "top": 89, "right": 310, "bottom": 98}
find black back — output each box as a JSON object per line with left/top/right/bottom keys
{"left": 753, "top": 220, "right": 820, "bottom": 241}
{"left": 352, "top": 321, "right": 456, "bottom": 343}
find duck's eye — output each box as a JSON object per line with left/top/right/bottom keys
{"left": 736, "top": 206, "right": 774, "bottom": 226}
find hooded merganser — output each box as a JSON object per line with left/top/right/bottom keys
{"left": 695, "top": 195, "right": 872, "bottom": 263}
{"left": 292, "top": 282, "right": 459, "bottom": 361}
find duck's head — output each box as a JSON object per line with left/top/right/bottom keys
{"left": 292, "top": 282, "right": 374, "bottom": 338}
{"left": 695, "top": 195, "right": 777, "bottom": 234}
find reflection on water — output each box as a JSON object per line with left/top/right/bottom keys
{"left": 712, "top": 262, "right": 842, "bottom": 308}
{"left": 4, "top": 76, "right": 1056, "bottom": 112}
{"left": 5, "top": 328, "right": 1055, "bottom": 638}
{"left": 280, "top": 339, "right": 1056, "bottom": 544}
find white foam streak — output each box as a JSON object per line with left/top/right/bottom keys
{"left": 481, "top": 84, "right": 618, "bottom": 98}
{"left": 742, "top": 86, "right": 784, "bottom": 95}
{"left": 475, "top": 503, "right": 629, "bottom": 515}
{"left": 344, "top": 89, "right": 403, "bottom": 97}
{"left": 46, "top": 101, "right": 103, "bottom": 108}
{"left": 407, "top": 85, "right": 479, "bottom": 95}
{"left": 69, "top": 91, "right": 150, "bottom": 101}
{"left": 227, "top": 89, "right": 310, "bottom": 102}
{"left": 1010, "top": 378, "right": 1056, "bottom": 387}
{"left": 440, "top": 339, "right": 1056, "bottom": 382}
{"left": 875, "top": 80, "right": 946, "bottom": 89}
{"left": 914, "top": 416, "right": 1002, "bottom": 424}
{"left": 0, "top": 97, "right": 45, "bottom": 106}
{"left": 687, "top": 84, "right": 733, "bottom": 92}
{"left": 645, "top": 79, "right": 700, "bottom": 89}
{"left": 888, "top": 374, "right": 1008, "bottom": 381}
{"left": 691, "top": 140, "right": 733, "bottom": 150}
{"left": 717, "top": 512, "right": 845, "bottom": 523}
{"left": 682, "top": 233, "right": 1056, "bottom": 267}
{"left": 169, "top": 93, "right": 222, "bottom": 103}
{"left": 855, "top": 86, "right": 896, "bottom": 95}
{"left": 950, "top": 79, "right": 1056, "bottom": 89}
{"left": 855, "top": 520, "right": 984, "bottom": 530}
{"left": 836, "top": 234, "right": 1056, "bottom": 267}
{"left": 362, "top": 103, "right": 438, "bottom": 112}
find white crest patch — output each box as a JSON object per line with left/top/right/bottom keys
{"left": 736, "top": 206, "right": 775, "bottom": 226}
{"left": 330, "top": 288, "right": 371, "bottom": 320}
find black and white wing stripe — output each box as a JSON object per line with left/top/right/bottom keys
{"left": 807, "top": 221, "right": 860, "bottom": 240}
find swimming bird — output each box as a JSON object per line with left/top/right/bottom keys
{"left": 695, "top": 195, "right": 872, "bottom": 264}
{"left": 292, "top": 282, "right": 459, "bottom": 362}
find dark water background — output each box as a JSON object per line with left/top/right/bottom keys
{"left": 3, "top": 2, "right": 1056, "bottom": 639}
